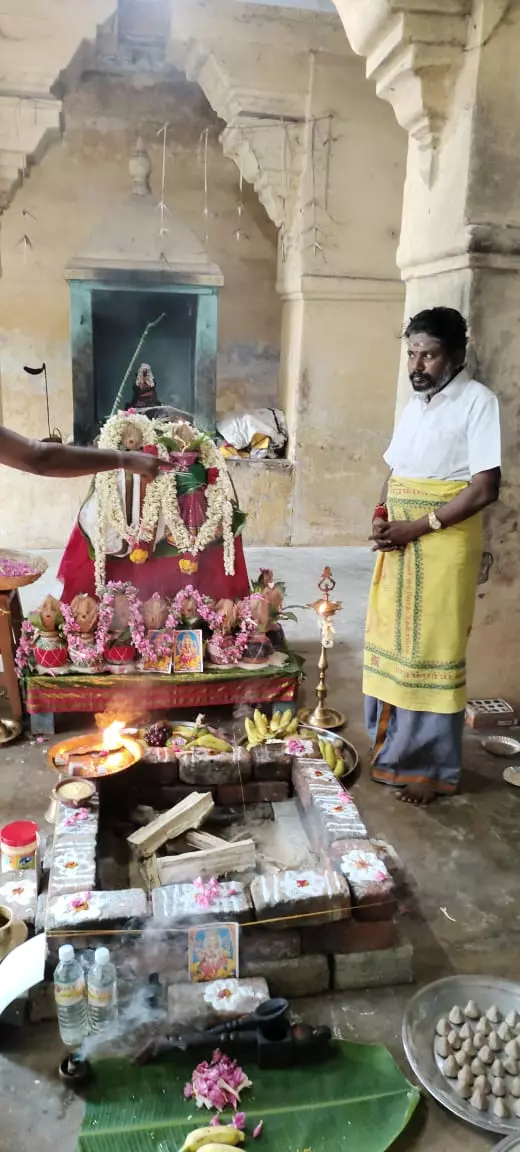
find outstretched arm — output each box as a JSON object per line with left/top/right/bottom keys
{"left": 0, "top": 426, "right": 160, "bottom": 480}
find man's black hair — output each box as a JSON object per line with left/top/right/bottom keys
{"left": 404, "top": 307, "right": 468, "bottom": 358}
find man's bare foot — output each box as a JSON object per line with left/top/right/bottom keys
{"left": 397, "top": 783, "right": 437, "bottom": 805}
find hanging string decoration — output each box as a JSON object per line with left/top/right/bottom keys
{"left": 156, "top": 122, "right": 170, "bottom": 254}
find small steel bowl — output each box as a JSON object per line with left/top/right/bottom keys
{"left": 54, "top": 777, "right": 97, "bottom": 808}
{"left": 481, "top": 735, "right": 520, "bottom": 758}
{"left": 503, "top": 766, "right": 520, "bottom": 789}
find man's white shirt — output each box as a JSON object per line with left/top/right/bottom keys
{"left": 383, "top": 370, "right": 501, "bottom": 480}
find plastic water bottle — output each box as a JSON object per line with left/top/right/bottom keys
{"left": 87, "top": 946, "right": 118, "bottom": 1032}
{"left": 54, "top": 944, "right": 89, "bottom": 1048}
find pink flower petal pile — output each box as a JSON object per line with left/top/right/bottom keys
{"left": 0, "top": 559, "right": 37, "bottom": 578}
{"left": 184, "top": 1050, "right": 252, "bottom": 1113}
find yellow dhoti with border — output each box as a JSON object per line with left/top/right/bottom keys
{"left": 364, "top": 476, "right": 482, "bottom": 715}
{"left": 363, "top": 477, "right": 482, "bottom": 793}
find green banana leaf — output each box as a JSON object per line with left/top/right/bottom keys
{"left": 78, "top": 1041, "right": 419, "bottom": 1152}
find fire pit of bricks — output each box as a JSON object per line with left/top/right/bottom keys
{"left": 25, "top": 738, "right": 413, "bottom": 1024}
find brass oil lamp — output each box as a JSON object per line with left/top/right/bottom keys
{"left": 305, "top": 567, "right": 345, "bottom": 731}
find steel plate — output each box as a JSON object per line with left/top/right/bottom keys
{"left": 482, "top": 735, "right": 520, "bottom": 758}
{"left": 495, "top": 1137, "right": 520, "bottom": 1152}
{"left": 503, "top": 767, "right": 520, "bottom": 788}
{"left": 402, "top": 975, "right": 520, "bottom": 1135}
{"left": 299, "top": 724, "right": 359, "bottom": 779}
{"left": 0, "top": 718, "right": 23, "bottom": 746}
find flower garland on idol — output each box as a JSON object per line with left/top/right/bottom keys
{"left": 93, "top": 412, "right": 237, "bottom": 594}
{"left": 61, "top": 602, "right": 101, "bottom": 664}
{"left": 15, "top": 619, "right": 37, "bottom": 675}
{"left": 95, "top": 582, "right": 143, "bottom": 658}
{"left": 208, "top": 597, "right": 257, "bottom": 664}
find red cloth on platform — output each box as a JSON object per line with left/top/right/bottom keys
{"left": 58, "top": 525, "right": 250, "bottom": 603}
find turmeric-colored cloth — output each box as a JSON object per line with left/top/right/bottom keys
{"left": 363, "top": 476, "right": 483, "bottom": 715}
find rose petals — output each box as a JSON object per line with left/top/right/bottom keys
{"left": 185, "top": 1051, "right": 252, "bottom": 1113}
{"left": 253, "top": 1121, "right": 264, "bottom": 1139}
{"left": 232, "top": 1113, "right": 246, "bottom": 1130}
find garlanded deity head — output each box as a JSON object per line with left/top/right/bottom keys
{"left": 119, "top": 420, "right": 144, "bottom": 452}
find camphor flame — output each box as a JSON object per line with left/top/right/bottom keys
{"left": 102, "top": 721, "right": 125, "bottom": 752}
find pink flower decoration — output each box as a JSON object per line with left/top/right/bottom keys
{"left": 184, "top": 1083, "right": 194, "bottom": 1099}
{"left": 69, "top": 892, "right": 92, "bottom": 912}
{"left": 193, "top": 877, "right": 221, "bottom": 907}
{"left": 253, "top": 1121, "right": 264, "bottom": 1139}
{"left": 286, "top": 739, "right": 306, "bottom": 755}
{"left": 210, "top": 1116, "right": 221, "bottom": 1127}
{"left": 232, "top": 1113, "right": 246, "bottom": 1130}
{"left": 64, "top": 807, "right": 90, "bottom": 827}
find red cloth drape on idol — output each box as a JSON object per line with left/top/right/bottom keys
{"left": 58, "top": 411, "right": 250, "bottom": 603}
{"left": 58, "top": 524, "right": 249, "bottom": 603}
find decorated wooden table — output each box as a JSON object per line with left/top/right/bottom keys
{"left": 24, "top": 653, "right": 302, "bottom": 734}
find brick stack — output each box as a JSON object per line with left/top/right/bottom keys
{"left": 291, "top": 755, "right": 408, "bottom": 991}
{"left": 131, "top": 744, "right": 293, "bottom": 812}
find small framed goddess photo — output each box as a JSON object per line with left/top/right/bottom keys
{"left": 173, "top": 629, "right": 204, "bottom": 674}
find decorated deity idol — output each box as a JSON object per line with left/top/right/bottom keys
{"left": 58, "top": 412, "right": 250, "bottom": 605}
{"left": 126, "top": 363, "right": 162, "bottom": 411}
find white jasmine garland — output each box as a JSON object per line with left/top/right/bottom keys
{"left": 93, "top": 414, "right": 237, "bottom": 593}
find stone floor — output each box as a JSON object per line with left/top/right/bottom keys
{"left": 0, "top": 545, "right": 518, "bottom": 1151}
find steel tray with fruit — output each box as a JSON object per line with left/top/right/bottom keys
{"left": 243, "top": 708, "right": 359, "bottom": 781}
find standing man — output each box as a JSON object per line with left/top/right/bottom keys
{"left": 363, "top": 307, "right": 501, "bottom": 804}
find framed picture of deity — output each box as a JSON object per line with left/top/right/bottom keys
{"left": 173, "top": 629, "right": 204, "bottom": 674}
{"left": 188, "top": 923, "right": 239, "bottom": 983}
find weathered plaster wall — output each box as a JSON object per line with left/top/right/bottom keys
{"left": 0, "top": 69, "right": 280, "bottom": 548}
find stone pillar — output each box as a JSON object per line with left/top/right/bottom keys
{"left": 336, "top": 0, "right": 519, "bottom": 694}
{"left": 278, "top": 48, "right": 406, "bottom": 545}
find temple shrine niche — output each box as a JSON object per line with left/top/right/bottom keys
{"left": 66, "top": 140, "right": 223, "bottom": 445}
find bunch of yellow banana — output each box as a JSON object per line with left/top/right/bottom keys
{"left": 172, "top": 724, "right": 208, "bottom": 739}
{"left": 187, "top": 733, "right": 233, "bottom": 753}
{"left": 245, "top": 708, "right": 299, "bottom": 749}
{"left": 180, "top": 1125, "right": 245, "bottom": 1152}
{"left": 318, "top": 736, "right": 345, "bottom": 778}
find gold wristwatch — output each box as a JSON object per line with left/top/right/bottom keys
{"left": 428, "top": 511, "right": 443, "bottom": 531}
